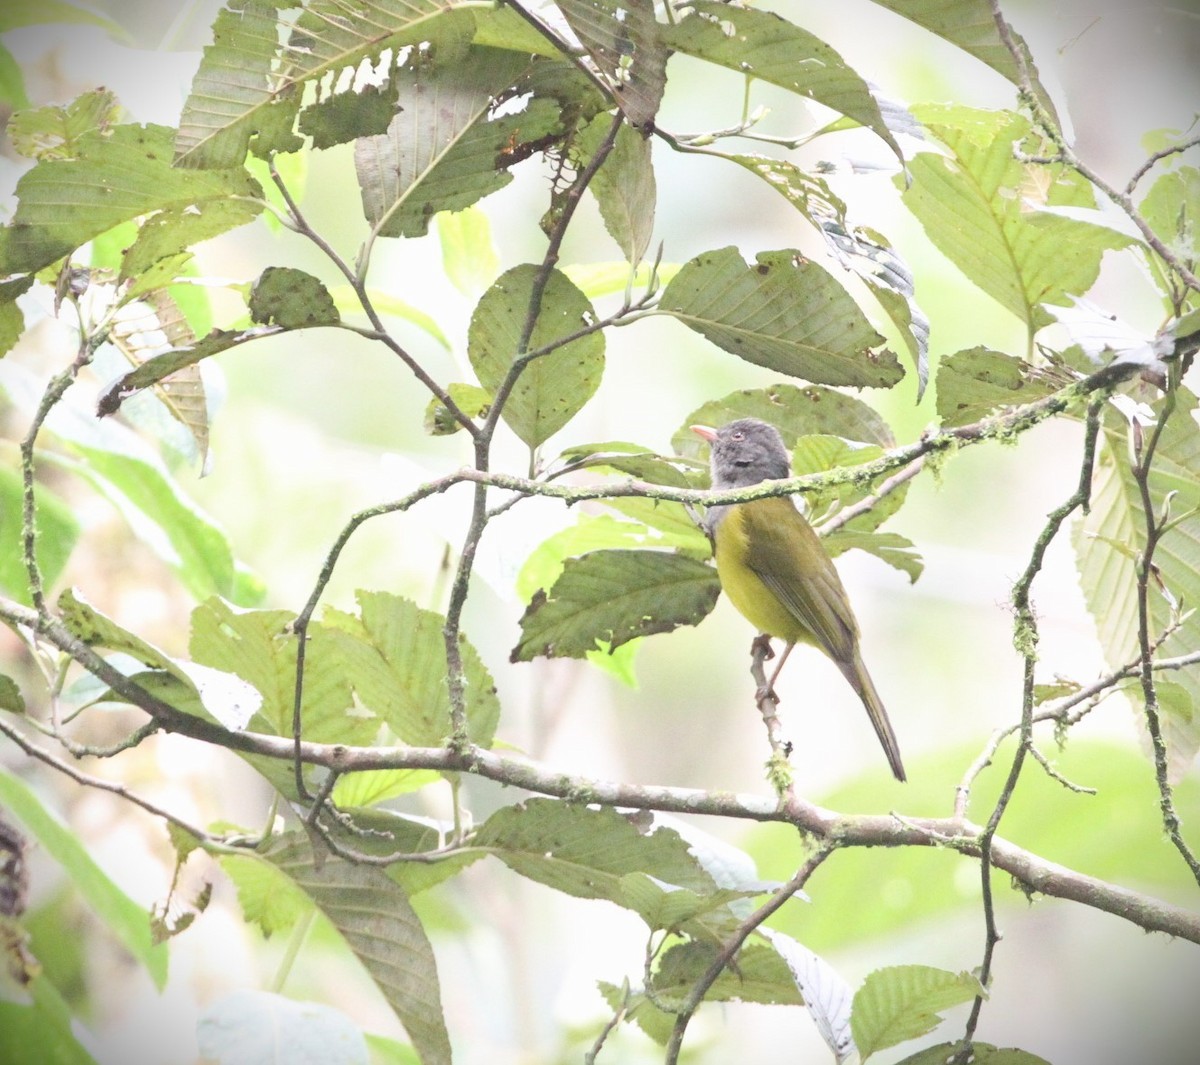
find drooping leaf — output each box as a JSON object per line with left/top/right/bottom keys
{"left": 850, "top": 965, "right": 982, "bottom": 1059}
{"left": 666, "top": 2, "right": 901, "bottom": 161}
{"left": 935, "top": 347, "right": 1063, "bottom": 427}
{"left": 0, "top": 124, "right": 261, "bottom": 276}
{"left": 650, "top": 939, "right": 803, "bottom": 1008}
{"left": 118, "top": 200, "right": 262, "bottom": 281}
{"left": 658, "top": 247, "right": 904, "bottom": 388}
{"left": 557, "top": 0, "right": 666, "bottom": 129}
{"left": 762, "top": 928, "right": 856, "bottom": 1063}
{"left": 900, "top": 106, "right": 1133, "bottom": 336}
{"left": 248, "top": 266, "right": 340, "bottom": 328}
{"left": 1138, "top": 166, "right": 1200, "bottom": 311}
{"left": 510, "top": 549, "right": 719, "bottom": 661}
{"left": 866, "top": 0, "right": 1058, "bottom": 125}
{"left": 322, "top": 591, "right": 499, "bottom": 748}
{"left": 580, "top": 117, "right": 656, "bottom": 264}
{"left": 0, "top": 276, "right": 33, "bottom": 358}
{"left": 674, "top": 383, "right": 896, "bottom": 462}
{"left": 0, "top": 465, "right": 78, "bottom": 605}
{"left": 824, "top": 530, "right": 924, "bottom": 584}
{"left": 266, "top": 834, "right": 451, "bottom": 1065}
{"left": 553, "top": 440, "right": 699, "bottom": 489}
{"left": 1074, "top": 392, "right": 1200, "bottom": 777}
{"left": 106, "top": 290, "right": 211, "bottom": 469}
{"left": 0, "top": 768, "right": 168, "bottom": 990}
{"left": 468, "top": 264, "right": 605, "bottom": 448}
{"left": 197, "top": 990, "right": 369, "bottom": 1065}
{"left": 355, "top": 49, "right": 562, "bottom": 239}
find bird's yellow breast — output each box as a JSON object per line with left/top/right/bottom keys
{"left": 712, "top": 502, "right": 813, "bottom": 646}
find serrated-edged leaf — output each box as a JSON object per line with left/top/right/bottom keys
{"left": 107, "top": 290, "right": 210, "bottom": 468}
{"left": 761, "top": 928, "right": 855, "bottom": 1063}
{"left": 557, "top": 0, "right": 666, "bottom": 128}
{"left": 189, "top": 600, "right": 376, "bottom": 746}
{"left": 898, "top": 1043, "right": 1052, "bottom": 1065}
{"left": 297, "top": 78, "right": 398, "bottom": 150}
{"left": 1074, "top": 394, "right": 1200, "bottom": 778}
{"left": 1139, "top": 166, "right": 1200, "bottom": 306}
{"left": 475, "top": 800, "right": 722, "bottom": 902}
{"left": 331, "top": 769, "right": 440, "bottom": 807}
{"left": 0, "top": 124, "right": 260, "bottom": 276}
{"left": 248, "top": 266, "right": 340, "bottom": 328}
{"left": 935, "top": 346, "right": 1062, "bottom": 427}
{"left": 266, "top": 834, "right": 451, "bottom": 1065}
{"left": 616, "top": 872, "right": 760, "bottom": 940}
{"left": 8, "top": 87, "right": 120, "bottom": 160}
{"left": 787, "top": 435, "right": 908, "bottom": 534}
{"left": 424, "top": 383, "right": 491, "bottom": 435}
{"left": 469, "top": 264, "right": 605, "bottom": 447}
{"left": 851, "top": 964, "right": 982, "bottom": 1059}
{"left": 220, "top": 852, "right": 313, "bottom": 937}
{"left": 900, "top": 106, "right": 1132, "bottom": 335}
{"left": 651, "top": 939, "right": 804, "bottom": 1008}
{"left": 58, "top": 589, "right": 262, "bottom": 730}
{"left": 96, "top": 325, "right": 277, "bottom": 419}
{"left": 355, "top": 49, "right": 561, "bottom": 239}
{"left": 659, "top": 246, "right": 903, "bottom": 388}
{"left": 436, "top": 206, "right": 500, "bottom": 297}
{"left": 602, "top": 498, "right": 711, "bottom": 555}
{"left": 599, "top": 980, "right": 675, "bottom": 1046}
{"left": 119, "top": 200, "right": 262, "bottom": 281}
{"left": 197, "top": 990, "right": 368, "bottom": 1065}
{"left": 323, "top": 591, "right": 499, "bottom": 747}
{"left": 867, "top": 0, "right": 1058, "bottom": 125}
{"left": 0, "top": 768, "right": 168, "bottom": 990}
{"left": 0, "top": 465, "right": 77, "bottom": 605}
{"left": 555, "top": 440, "right": 699, "bottom": 488}
{"left": 667, "top": 3, "right": 901, "bottom": 161}
{"left": 510, "top": 549, "right": 719, "bottom": 661}
{"left": 580, "top": 116, "right": 656, "bottom": 264}
{"left": 674, "top": 382, "right": 895, "bottom": 461}
{"left": 824, "top": 530, "right": 924, "bottom": 583}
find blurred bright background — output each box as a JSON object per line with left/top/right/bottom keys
{"left": 2, "top": 1, "right": 1199, "bottom": 1062}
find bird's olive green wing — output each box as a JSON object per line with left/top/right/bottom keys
{"left": 741, "top": 497, "right": 858, "bottom": 661}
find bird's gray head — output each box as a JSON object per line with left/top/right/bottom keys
{"left": 694, "top": 418, "right": 791, "bottom": 489}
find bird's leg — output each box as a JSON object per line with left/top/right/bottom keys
{"left": 759, "top": 641, "right": 795, "bottom": 702}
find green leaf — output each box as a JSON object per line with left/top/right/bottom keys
{"left": 328, "top": 286, "right": 449, "bottom": 350}
{"left": 355, "top": 49, "right": 562, "bottom": 239}
{"left": 557, "top": 0, "right": 666, "bottom": 128}
{"left": 197, "top": 990, "right": 368, "bottom": 1065}
{"left": 511, "top": 549, "right": 719, "bottom": 661}
{"left": 562, "top": 260, "right": 681, "bottom": 299}
{"left": 297, "top": 79, "right": 398, "bottom": 150}
{"left": 0, "top": 0, "right": 122, "bottom": 33}
{"left": 674, "top": 382, "right": 896, "bottom": 461}
{"left": 364, "top": 1033, "right": 421, "bottom": 1065}
{"left": 119, "top": 200, "right": 262, "bottom": 281}
{"left": 899, "top": 1045, "right": 1052, "bottom": 1065}
{"left": 189, "top": 600, "right": 376, "bottom": 746}
{"left": 0, "top": 768, "right": 168, "bottom": 990}
{"left": 475, "top": 800, "right": 723, "bottom": 902}
{"left": 267, "top": 834, "right": 451, "bottom": 1065}
{"left": 8, "top": 88, "right": 120, "bottom": 160}
{"left": 580, "top": 116, "right": 656, "bottom": 264}
{"left": 851, "top": 964, "right": 982, "bottom": 1059}
{"left": 0, "top": 124, "right": 260, "bottom": 276}
{"left": 0, "top": 987, "right": 99, "bottom": 1065}
{"left": 0, "top": 465, "right": 78, "bottom": 605}
{"left": 423, "top": 383, "right": 491, "bottom": 435}
{"left": 468, "top": 264, "right": 605, "bottom": 447}
{"left": 667, "top": 3, "right": 901, "bottom": 161}
{"left": 331, "top": 769, "right": 440, "bottom": 807}
{"left": 436, "top": 206, "right": 500, "bottom": 298}
{"left": 651, "top": 939, "right": 803, "bottom": 1008}
{"left": 867, "top": 0, "right": 1058, "bottom": 125}
{"left": 935, "top": 347, "right": 1062, "bottom": 427}
{"left": 68, "top": 444, "right": 259, "bottom": 604}
{"left": 0, "top": 42, "right": 29, "bottom": 111}
{"left": 900, "top": 106, "right": 1132, "bottom": 335}
{"left": 248, "top": 266, "right": 340, "bottom": 328}
{"left": 825, "top": 530, "right": 924, "bottom": 583}
{"left": 220, "top": 852, "right": 313, "bottom": 937}
{"left": 788, "top": 435, "right": 905, "bottom": 533}
{"left": 658, "top": 247, "right": 904, "bottom": 388}
{"left": 0, "top": 674, "right": 25, "bottom": 713}
{"left": 1074, "top": 393, "right": 1200, "bottom": 777}
{"left": 1138, "top": 166, "right": 1200, "bottom": 309}
{"left": 554, "top": 440, "right": 699, "bottom": 488}
{"left": 323, "top": 591, "right": 499, "bottom": 748}
{"left": 0, "top": 275, "right": 33, "bottom": 358}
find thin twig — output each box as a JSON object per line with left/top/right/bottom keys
{"left": 664, "top": 846, "right": 834, "bottom": 1064}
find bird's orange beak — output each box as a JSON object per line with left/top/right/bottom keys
{"left": 690, "top": 425, "right": 716, "bottom": 443}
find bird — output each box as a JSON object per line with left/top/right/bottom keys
{"left": 692, "top": 418, "right": 906, "bottom": 781}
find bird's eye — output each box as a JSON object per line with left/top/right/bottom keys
{"left": 731, "top": 430, "right": 744, "bottom": 441}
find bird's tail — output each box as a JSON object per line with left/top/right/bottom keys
{"left": 839, "top": 650, "right": 906, "bottom": 782}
